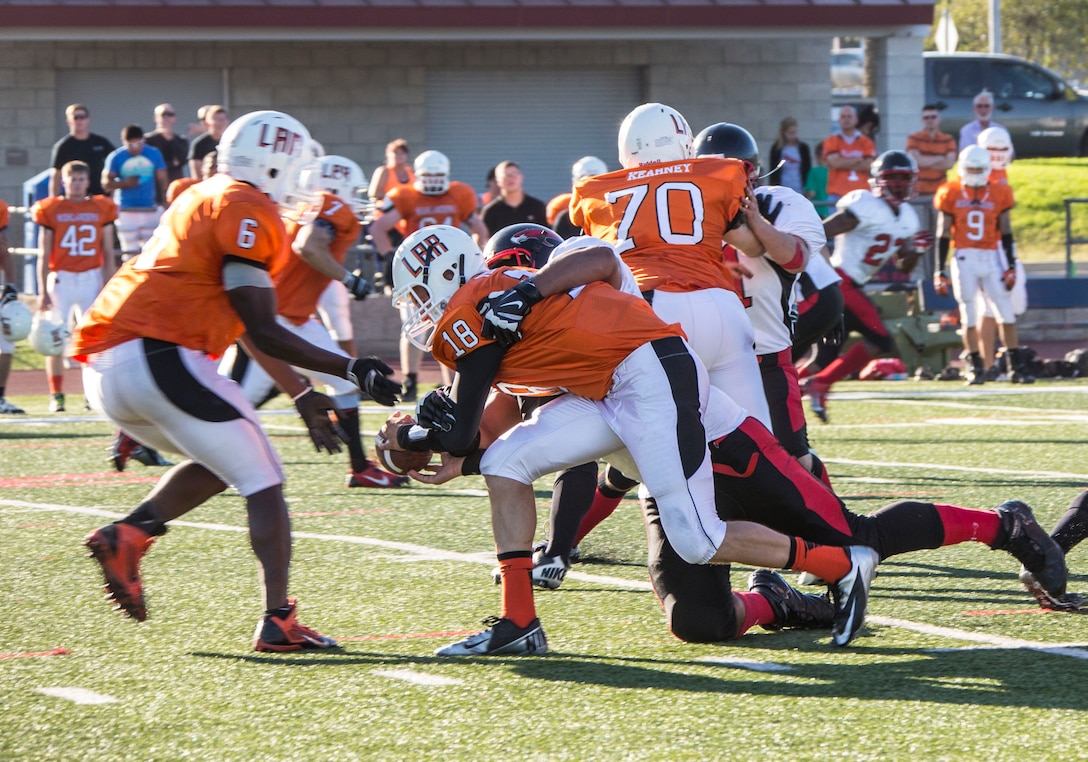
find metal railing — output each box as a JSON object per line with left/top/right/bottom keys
{"left": 1064, "top": 198, "right": 1088, "bottom": 279}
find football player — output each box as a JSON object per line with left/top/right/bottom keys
{"left": 218, "top": 154, "right": 407, "bottom": 489}
{"left": 547, "top": 156, "right": 608, "bottom": 239}
{"left": 933, "top": 145, "right": 1031, "bottom": 384}
{"left": 73, "top": 111, "right": 401, "bottom": 651}
{"left": 369, "top": 150, "right": 488, "bottom": 401}
{"left": 382, "top": 223, "right": 883, "bottom": 654}
{"left": 799, "top": 150, "right": 933, "bottom": 422}
{"left": 32, "top": 160, "right": 119, "bottom": 414}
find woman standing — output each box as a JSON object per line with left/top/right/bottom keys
{"left": 768, "top": 117, "right": 811, "bottom": 195}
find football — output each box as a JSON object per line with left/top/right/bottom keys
{"left": 376, "top": 445, "right": 433, "bottom": 476}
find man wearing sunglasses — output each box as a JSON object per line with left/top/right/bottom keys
{"left": 145, "top": 103, "right": 190, "bottom": 194}
{"left": 49, "top": 103, "right": 115, "bottom": 197}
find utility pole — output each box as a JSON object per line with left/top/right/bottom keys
{"left": 989, "top": 0, "right": 1002, "bottom": 54}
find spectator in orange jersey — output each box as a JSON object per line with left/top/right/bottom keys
{"left": 823, "top": 105, "right": 876, "bottom": 204}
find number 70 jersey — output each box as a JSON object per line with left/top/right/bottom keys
{"left": 570, "top": 157, "right": 747, "bottom": 292}
{"left": 830, "top": 189, "right": 920, "bottom": 286}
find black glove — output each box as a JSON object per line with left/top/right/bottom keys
{"left": 1, "top": 284, "right": 17, "bottom": 306}
{"left": 416, "top": 387, "right": 456, "bottom": 432}
{"left": 756, "top": 194, "right": 784, "bottom": 225}
{"left": 822, "top": 316, "right": 845, "bottom": 348}
{"left": 347, "top": 356, "right": 400, "bottom": 406}
{"left": 477, "top": 279, "right": 544, "bottom": 348}
{"left": 294, "top": 389, "right": 348, "bottom": 454}
{"left": 342, "top": 270, "right": 373, "bottom": 301}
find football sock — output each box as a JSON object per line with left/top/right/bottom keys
{"left": 815, "top": 342, "right": 872, "bottom": 386}
{"left": 785, "top": 538, "right": 851, "bottom": 583}
{"left": 547, "top": 461, "right": 598, "bottom": 560}
{"left": 119, "top": 502, "right": 168, "bottom": 537}
{"left": 49, "top": 374, "right": 64, "bottom": 395}
{"left": 934, "top": 503, "right": 1000, "bottom": 546}
{"left": 336, "top": 407, "right": 367, "bottom": 473}
{"left": 574, "top": 488, "right": 624, "bottom": 547}
{"left": 1050, "top": 490, "right": 1088, "bottom": 554}
{"left": 497, "top": 551, "right": 536, "bottom": 628}
{"left": 735, "top": 590, "right": 776, "bottom": 636}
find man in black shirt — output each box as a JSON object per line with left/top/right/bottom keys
{"left": 49, "top": 104, "right": 114, "bottom": 197}
{"left": 187, "top": 105, "right": 229, "bottom": 179}
{"left": 481, "top": 160, "right": 549, "bottom": 236}
{"left": 145, "top": 103, "right": 189, "bottom": 200}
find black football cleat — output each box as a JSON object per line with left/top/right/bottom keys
{"left": 748, "top": 569, "right": 834, "bottom": 630}
{"left": 991, "top": 501, "right": 1068, "bottom": 604}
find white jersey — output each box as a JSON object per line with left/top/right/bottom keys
{"left": 737, "top": 186, "right": 826, "bottom": 354}
{"left": 803, "top": 249, "right": 842, "bottom": 290}
{"left": 830, "top": 190, "right": 920, "bottom": 285}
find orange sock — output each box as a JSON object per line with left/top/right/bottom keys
{"left": 786, "top": 538, "right": 851, "bottom": 583}
{"left": 48, "top": 375, "right": 64, "bottom": 395}
{"left": 497, "top": 552, "right": 536, "bottom": 628}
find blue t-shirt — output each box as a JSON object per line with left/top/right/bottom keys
{"left": 105, "top": 145, "right": 165, "bottom": 209}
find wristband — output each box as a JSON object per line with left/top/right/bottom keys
{"left": 291, "top": 386, "right": 314, "bottom": 403}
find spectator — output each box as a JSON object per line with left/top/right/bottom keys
{"left": 823, "top": 105, "right": 876, "bottom": 204}
{"left": 144, "top": 103, "right": 189, "bottom": 193}
{"left": 0, "top": 201, "right": 24, "bottom": 414}
{"left": 768, "top": 116, "right": 812, "bottom": 194}
{"left": 49, "top": 104, "right": 114, "bottom": 197}
{"left": 479, "top": 165, "right": 499, "bottom": 208}
{"left": 187, "top": 105, "right": 228, "bottom": 179}
{"left": 367, "top": 138, "right": 414, "bottom": 202}
{"left": 803, "top": 140, "right": 831, "bottom": 218}
{"left": 959, "top": 91, "right": 1008, "bottom": 151}
{"left": 906, "top": 104, "right": 957, "bottom": 241}
{"left": 481, "top": 161, "right": 548, "bottom": 236}
{"left": 103, "top": 124, "right": 168, "bottom": 260}
{"left": 33, "top": 161, "right": 118, "bottom": 413}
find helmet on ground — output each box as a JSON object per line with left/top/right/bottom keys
{"left": 978, "top": 126, "right": 1013, "bottom": 170}
{"left": 693, "top": 122, "right": 761, "bottom": 180}
{"left": 870, "top": 150, "right": 919, "bottom": 205}
{"left": 571, "top": 156, "right": 608, "bottom": 184}
{"left": 618, "top": 103, "right": 693, "bottom": 169}
{"left": 483, "top": 224, "right": 564, "bottom": 270}
{"left": 414, "top": 150, "right": 451, "bottom": 195}
{"left": 0, "top": 299, "right": 32, "bottom": 342}
{"left": 391, "top": 225, "right": 484, "bottom": 351}
{"left": 216, "top": 110, "right": 317, "bottom": 216}
{"left": 300, "top": 155, "right": 368, "bottom": 218}
{"left": 957, "top": 145, "right": 992, "bottom": 187}
{"left": 28, "top": 313, "right": 70, "bottom": 356}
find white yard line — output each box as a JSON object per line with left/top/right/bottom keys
{"left": 4, "top": 497, "right": 1087, "bottom": 660}
{"left": 822, "top": 459, "right": 1088, "bottom": 482}
{"left": 35, "top": 687, "right": 118, "bottom": 704}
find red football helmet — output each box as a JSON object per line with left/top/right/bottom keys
{"left": 870, "top": 150, "right": 918, "bottom": 207}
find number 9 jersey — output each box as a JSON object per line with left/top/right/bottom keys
{"left": 933, "top": 179, "right": 1014, "bottom": 252}
{"left": 830, "top": 189, "right": 921, "bottom": 286}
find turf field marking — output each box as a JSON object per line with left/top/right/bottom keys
{"left": 824, "top": 458, "right": 1088, "bottom": 482}
{"left": 697, "top": 656, "right": 793, "bottom": 672}
{"left": 868, "top": 616, "right": 1088, "bottom": 658}
{"left": 35, "top": 687, "right": 118, "bottom": 704}
{"left": 373, "top": 669, "right": 463, "bottom": 686}
{"left": 0, "top": 648, "right": 71, "bottom": 659}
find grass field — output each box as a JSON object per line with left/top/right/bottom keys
{"left": 3, "top": 383, "right": 1088, "bottom": 761}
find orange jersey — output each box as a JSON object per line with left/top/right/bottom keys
{"left": 71, "top": 174, "right": 288, "bottom": 359}
{"left": 385, "top": 181, "right": 478, "bottom": 236}
{"left": 276, "top": 192, "right": 362, "bottom": 325}
{"left": 934, "top": 179, "right": 1015, "bottom": 251}
{"left": 823, "top": 133, "right": 876, "bottom": 197}
{"left": 569, "top": 158, "right": 746, "bottom": 292}
{"left": 0, "top": 200, "right": 8, "bottom": 230}
{"left": 32, "top": 195, "right": 118, "bottom": 273}
{"left": 546, "top": 192, "right": 571, "bottom": 226}
{"left": 166, "top": 177, "right": 200, "bottom": 205}
{"left": 432, "top": 268, "right": 682, "bottom": 400}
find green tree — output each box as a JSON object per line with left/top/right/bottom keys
{"left": 929, "top": 1, "right": 1088, "bottom": 83}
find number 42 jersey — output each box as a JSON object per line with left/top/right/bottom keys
{"left": 830, "top": 189, "right": 920, "bottom": 286}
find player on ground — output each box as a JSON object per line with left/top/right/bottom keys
{"left": 73, "top": 111, "right": 401, "bottom": 651}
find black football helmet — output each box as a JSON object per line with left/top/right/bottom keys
{"left": 693, "top": 122, "right": 760, "bottom": 180}
{"left": 482, "top": 223, "right": 564, "bottom": 270}
{"left": 870, "top": 150, "right": 918, "bottom": 206}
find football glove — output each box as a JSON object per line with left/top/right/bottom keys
{"left": 910, "top": 230, "right": 934, "bottom": 254}
{"left": 342, "top": 270, "right": 373, "bottom": 301}
{"left": 756, "top": 194, "right": 784, "bottom": 225}
{"left": 478, "top": 279, "right": 544, "bottom": 348}
{"left": 416, "top": 387, "right": 456, "bottom": 433}
{"left": 1, "top": 284, "right": 17, "bottom": 306}
{"left": 934, "top": 270, "right": 951, "bottom": 297}
{"left": 1001, "top": 267, "right": 1016, "bottom": 291}
{"left": 821, "top": 316, "right": 845, "bottom": 348}
{"left": 293, "top": 389, "right": 347, "bottom": 454}
{"left": 347, "top": 357, "right": 400, "bottom": 406}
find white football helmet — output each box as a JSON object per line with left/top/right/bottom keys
{"left": 299, "top": 155, "right": 368, "bottom": 218}
{"left": 414, "top": 150, "right": 451, "bottom": 195}
{"left": 978, "top": 126, "right": 1013, "bottom": 170}
{"left": 216, "top": 110, "right": 317, "bottom": 216}
{"left": 0, "top": 299, "right": 32, "bottom": 342}
{"left": 618, "top": 103, "right": 693, "bottom": 169}
{"left": 28, "top": 313, "right": 70, "bottom": 356}
{"left": 571, "top": 156, "right": 608, "bottom": 184}
{"left": 390, "top": 225, "right": 484, "bottom": 351}
{"left": 958, "top": 145, "right": 992, "bottom": 187}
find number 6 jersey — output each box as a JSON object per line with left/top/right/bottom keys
{"left": 830, "top": 189, "right": 920, "bottom": 286}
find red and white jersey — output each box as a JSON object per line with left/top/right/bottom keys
{"left": 733, "top": 186, "right": 826, "bottom": 354}
{"left": 71, "top": 173, "right": 288, "bottom": 359}
{"left": 32, "top": 195, "right": 119, "bottom": 273}
{"left": 830, "top": 190, "right": 920, "bottom": 285}
{"left": 382, "top": 181, "right": 478, "bottom": 236}
{"left": 276, "top": 192, "right": 362, "bottom": 326}
{"left": 802, "top": 250, "right": 842, "bottom": 291}
{"left": 570, "top": 158, "right": 746, "bottom": 293}
{"left": 933, "top": 179, "right": 1014, "bottom": 252}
